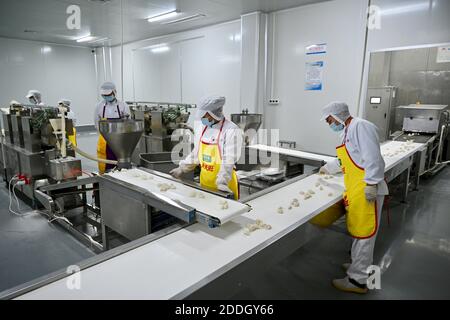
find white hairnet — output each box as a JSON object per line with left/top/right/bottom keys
{"left": 321, "top": 101, "right": 351, "bottom": 124}
{"left": 26, "top": 90, "right": 42, "bottom": 103}
{"left": 9, "top": 100, "right": 21, "bottom": 107}
{"left": 197, "top": 96, "right": 226, "bottom": 121}
{"left": 58, "top": 99, "right": 71, "bottom": 107}
{"left": 100, "top": 82, "right": 117, "bottom": 96}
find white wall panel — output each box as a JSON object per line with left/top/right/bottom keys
{"left": 0, "top": 37, "right": 98, "bottom": 126}
{"left": 265, "top": 0, "right": 369, "bottom": 155}
{"left": 367, "top": 0, "right": 450, "bottom": 52}
{"left": 109, "top": 20, "right": 241, "bottom": 120}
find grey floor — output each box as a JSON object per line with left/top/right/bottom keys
{"left": 0, "top": 186, "right": 95, "bottom": 293}
{"left": 0, "top": 131, "right": 100, "bottom": 294}
{"left": 1, "top": 131, "right": 449, "bottom": 299}
{"left": 231, "top": 166, "right": 450, "bottom": 299}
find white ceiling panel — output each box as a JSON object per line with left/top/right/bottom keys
{"left": 0, "top": 0, "right": 329, "bottom": 47}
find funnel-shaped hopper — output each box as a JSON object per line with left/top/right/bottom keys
{"left": 231, "top": 113, "right": 262, "bottom": 132}
{"left": 231, "top": 113, "right": 262, "bottom": 145}
{"left": 99, "top": 119, "right": 144, "bottom": 169}
{"left": 49, "top": 119, "right": 63, "bottom": 132}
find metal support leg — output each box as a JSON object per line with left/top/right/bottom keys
{"left": 413, "top": 153, "right": 421, "bottom": 191}
{"left": 82, "top": 185, "right": 87, "bottom": 215}
{"left": 401, "top": 166, "right": 411, "bottom": 203}
{"left": 102, "top": 223, "right": 110, "bottom": 251}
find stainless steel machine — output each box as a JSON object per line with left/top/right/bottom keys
{"left": 128, "top": 102, "right": 195, "bottom": 160}
{"left": 32, "top": 118, "right": 254, "bottom": 251}
{"left": 231, "top": 109, "right": 263, "bottom": 146}
{"left": 365, "top": 86, "right": 398, "bottom": 142}
{"left": 1, "top": 101, "right": 326, "bottom": 255}
{"left": 1, "top": 104, "right": 81, "bottom": 206}
{"left": 391, "top": 104, "right": 449, "bottom": 176}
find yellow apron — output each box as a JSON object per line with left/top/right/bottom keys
{"left": 198, "top": 121, "right": 239, "bottom": 200}
{"left": 336, "top": 139, "right": 378, "bottom": 239}
{"left": 68, "top": 127, "right": 77, "bottom": 147}
{"left": 309, "top": 201, "right": 346, "bottom": 228}
{"left": 97, "top": 104, "right": 122, "bottom": 174}
{"left": 97, "top": 135, "right": 107, "bottom": 174}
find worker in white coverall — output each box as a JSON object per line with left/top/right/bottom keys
{"left": 170, "top": 96, "right": 243, "bottom": 200}
{"left": 94, "top": 82, "right": 130, "bottom": 173}
{"left": 320, "top": 101, "right": 388, "bottom": 294}
{"left": 26, "top": 90, "right": 45, "bottom": 106}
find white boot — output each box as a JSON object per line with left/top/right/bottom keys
{"left": 332, "top": 276, "right": 368, "bottom": 294}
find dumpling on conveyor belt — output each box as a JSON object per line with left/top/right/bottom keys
{"left": 243, "top": 219, "right": 272, "bottom": 236}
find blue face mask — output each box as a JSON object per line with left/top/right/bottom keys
{"left": 330, "top": 122, "right": 345, "bottom": 132}
{"left": 201, "top": 118, "right": 215, "bottom": 127}
{"left": 103, "top": 95, "right": 116, "bottom": 103}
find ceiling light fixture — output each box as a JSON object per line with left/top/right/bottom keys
{"left": 88, "top": 37, "right": 110, "bottom": 44}
{"left": 76, "top": 35, "right": 96, "bottom": 43}
{"left": 151, "top": 46, "right": 170, "bottom": 53}
{"left": 147, "top": 10, "right": 179, "bottom": 23}
{"left": 161, "top": 13, "right": 206, "bottom": 25}
{"left": 41, "top": 46, "right": 52, "bottom": 54}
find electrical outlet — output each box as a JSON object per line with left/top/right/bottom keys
{"left": 269, "top": 99, "right": 280, "bottom": 105}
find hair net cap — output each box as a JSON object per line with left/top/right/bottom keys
{"left": 9, "top": 100, "right": 21, "bottom": 107}
{"left": 100, "top": 82, "right": 117, "bottom": 95}
{"left": 58, "top": 99, "right": 71, "bottom": 107}
{"left": 26, "top": 90, "right": 42, "bottom": 101}
{"left": 197, "top": 96, "right": 226, "bottom": 121}
{"left": 321, "top": 101, "right": 351, "bottom": 123}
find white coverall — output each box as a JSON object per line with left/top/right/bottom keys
{"left": 94, "top": 100, "right": 130, "bottom": 128}
{"left": 324, "top": 117, "right": 388, "bottom": 284}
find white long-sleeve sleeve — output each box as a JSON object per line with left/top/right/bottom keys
{"left": 353, "top": 120, "right": 385, "bottom": 185}
{"left": 324, "top": 158, "right": 342, "bottom": 174}
{"left": 178, "top": 122, "right": 202, "bottom": 172}
{"left": 216, "top": 124, "right": 243, "bottom": 185}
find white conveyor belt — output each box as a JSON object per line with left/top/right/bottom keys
{"left": 106, "top": 168, "right": 251, "bottom": 225}
{"left": 16, "top": 141, "right": 425, "bottom": 300}
{"left": 249, "top": 144, "right": 337, "bottom": 163}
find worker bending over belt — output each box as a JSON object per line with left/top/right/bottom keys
{"left": 320, "top": 101, "right": 388, "bottom": 294}
{"left": 170, "top": 96, "right": 243, "bottom": 200}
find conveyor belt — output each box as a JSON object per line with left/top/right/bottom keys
{"left": 106, "top": 168, "right": 251, "bottom": 226}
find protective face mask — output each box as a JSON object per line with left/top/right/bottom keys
{"left": 29, "top": 97, "right": 37, "bottom": 105}
{"left": 201, "top": 118, "right": 214, "bottom": 127}
{"left": 103, "top": 95, "right": 116, "bottom": 103}
{"left": 330, "top": 122, "right": 345, "bottom": 132}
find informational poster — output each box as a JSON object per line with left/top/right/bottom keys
{"left": 306, "top": 43, "right": 327, "bottom": 55}
{"left": 436, "top": 46, "right": 450, "bottom": 63}
{"left": 305, "top": 61, "right": 324, "bottom": 91}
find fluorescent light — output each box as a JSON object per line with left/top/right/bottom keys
{"left": 147, "top": 10, "right": 178, "bottom": 23}
{"left": 380, "top": 2, "right": 431, "bottom": 16}
{"left": 151, "top": 46, "right": 170, "bottom": 53}
{"left": 76, "top": 35, "right": 95, "bottom": 43}
{"left": 229, "top": 33, "right": 241, "bottom": 41}
{"left": 161, "top": 13, "right": 206, "bottom": 25}
{"left": 88, "top": 37, "right": 110, "bottom": 44}
{"left": 41, "top": 46, "right": 52, "bottom": 54}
